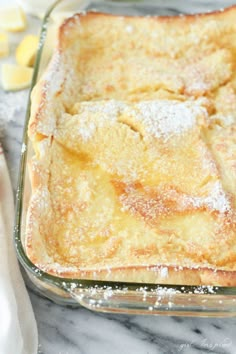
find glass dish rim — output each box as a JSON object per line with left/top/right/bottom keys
{"left": 14, "top": 0, "right": 236, "bottom": 296}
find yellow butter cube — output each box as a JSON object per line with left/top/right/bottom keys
{"left": 1, "top": 63, "right": 33, "bottom": 91}
{"left": 0, "top": 6, "right": 26, "bottom": 32}
{"left": 16, "top": 35, "right": 39, "bottom": 67}
{"left": 0, "top": 32, "right": 9, "bottom": 57}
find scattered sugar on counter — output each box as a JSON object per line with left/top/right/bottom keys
{"left": 0, "top": 91, "right": 28, "bottom": 136}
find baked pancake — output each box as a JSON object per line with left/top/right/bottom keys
{"left": 26, "top": 9, "right": 236, "bottom": 285}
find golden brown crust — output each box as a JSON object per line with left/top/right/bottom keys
{"left": 26, "top": 8, "right": 236, "bottom": 286}
{"left": 29, "top": 6, "right": 236, "bottom": 140}
{"left": 59, "top": 5, "right": 236, "bottom": 31}
{"left": 26, "top": 259, "right": 236, "bottom": 286}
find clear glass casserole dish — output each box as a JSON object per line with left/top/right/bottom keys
{"left": 14, "top": 0, "right": 236, "bottom": 316}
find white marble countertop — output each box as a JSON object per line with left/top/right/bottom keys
{"left": 0, "top": 0, "right": 236, "bottom": 353}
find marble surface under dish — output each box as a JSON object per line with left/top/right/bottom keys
{"left": 0, "top": 0, "right": 236, "bottom": 353}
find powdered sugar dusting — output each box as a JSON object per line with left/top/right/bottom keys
{"left": 136, "top": 100, "right": 207, "bottom": 141}
{"left": 120, "top": 181, "right": 231, "bottom": 217}
{"left": 72, "top": 100, "right": 126, "bottom": 141}
{"left": 189, "top": 181, "right": 231, "bottom": 213}
{"left": 46, "top": 263, "right": 78, "bottom": 275}
{"left": 125, "top": 25, "right": 134, "bottom": 34}
{"left": 160, "top": 266, "right": 168, "bottom": 279}
{"left": 77, "top": 123, "right": 96, "bottom": 141}
{"left": 71, "top": 99, "right": 207, "bottom": 143}
{"left": 43, "top": 50, "right": 64, "bottom": 95}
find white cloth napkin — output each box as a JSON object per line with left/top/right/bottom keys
{"left": 0, "top": 146, "right": 38, "bottom": 354}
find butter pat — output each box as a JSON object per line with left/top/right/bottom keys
{"left": 0, "top": 32, "right": 9, "bottom": 58}
{"left": 0, "top": 6, "right": 26, "bottom": 32}
{"left": 16, "top": 35, "right": 39, "bottom": 66}
{"left": 1, "top": 63, "right": 33, "bottom": 91}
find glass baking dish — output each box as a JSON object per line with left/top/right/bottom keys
{"left": 14, "top": 0, "right": 236, "bottom": 316}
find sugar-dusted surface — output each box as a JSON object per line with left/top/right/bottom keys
{"left": 2, "top": 81, "right": 236, "bottom": 354}
{"left": 1, "top": 0, "right": 236, "bottom": 353}
{"left": 31, "top": 94, "right": 235, "bottom": 282}
{"left": 135, "top": 100, "right": 207, "bottom": 141}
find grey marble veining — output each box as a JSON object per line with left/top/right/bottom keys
{"left": 30, "top": 292, "right": 236, "bottom": 354}
{"left": 0, "top": 0, "right": 236, "bottom": 353}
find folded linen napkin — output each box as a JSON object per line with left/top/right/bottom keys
{"left": 0, "top": 145, "right": 38, "bottom": 354}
